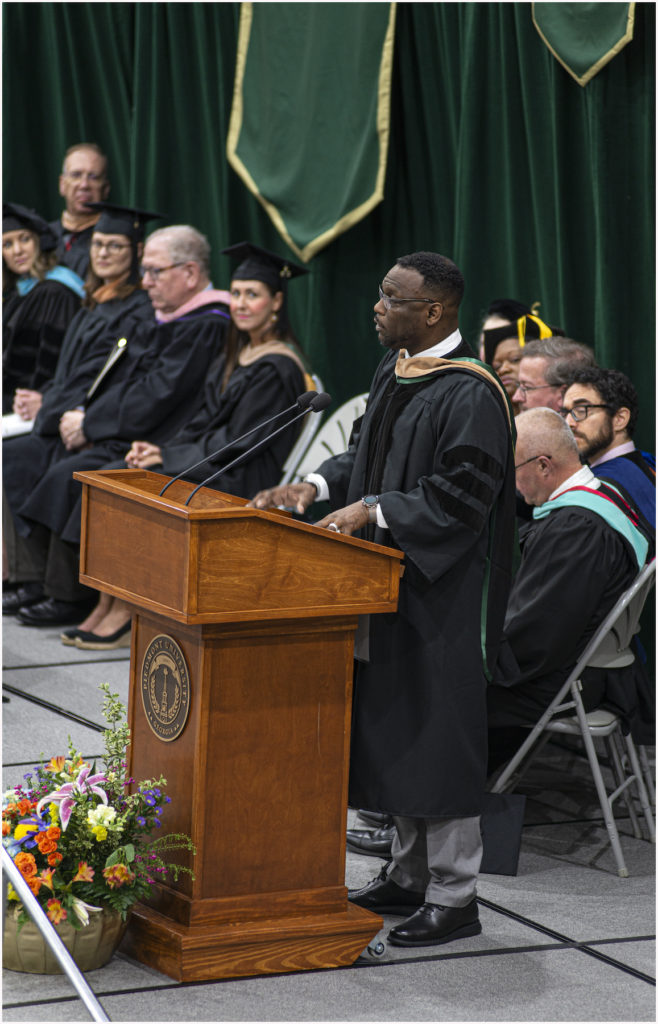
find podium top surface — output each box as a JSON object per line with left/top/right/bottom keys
{"left": 74, "top": 468, "right": 403, "bottom": 562}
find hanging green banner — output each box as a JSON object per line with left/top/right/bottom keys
{"left": 227, "top": 2, "right": 396, "bottom": 262}
{"left": 533, "top": 3, "right": 635, "bottom": 87}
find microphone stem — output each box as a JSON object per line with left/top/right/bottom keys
{"left": 158, "top": 397, "right": 310, "bottom": 496}
{"left": 184, "top": 407, "right": 312, "bottom": 506}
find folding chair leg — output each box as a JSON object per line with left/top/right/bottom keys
{"left": 607, "top": 734, "right": 642, "bottom": 840}
{"left": 623, "top": 736, "right": 656, "bottom": 842}
{"left": 575, "top": 704, "right": 628, "bottom": 877}
{"left": 637, "top": 745, "right": 655, "bottom": 807}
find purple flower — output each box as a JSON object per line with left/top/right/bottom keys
{"left": 137, "top": 816, "right": 146, "bottom": 826}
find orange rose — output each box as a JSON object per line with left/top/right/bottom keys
{"left": 17, "top": 799, "right": 32, "bottom": 817}
{"left": 37, "top": 838, "right": 57, "bottom": 855}
{"left": 27, "top": 877, "right": 42, "bottom": 896}
{"left": 2, "top": 821, "right": 10, "bottom": 837}
{"left": 47, "top": 852, "right": 63, "bottom": 867}
{"left": 14, "top": 852, "right": 37, "bottom": 878}
{"left": 46, "top": 826, "right": 61, "bottom": 841}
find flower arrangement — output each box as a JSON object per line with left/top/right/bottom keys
{"left": 3, "top": 684, "right": 195, "bottom": 929}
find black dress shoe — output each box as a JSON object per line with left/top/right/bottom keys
{"left": 347, "top": 864, "right": 425, "bottom": 915}
{"left": 3, "top": 583, "right": 45, "bottom": 615}
{"left": 346, "top": 826, "right": 394, "bottom": 858}
{"left": 16, "top": 597, "right": 95, "bottom": 627}
{"left": 357, "top": 809, "right": 394, "bottom": 829}
{"left": 388, "top": 900, "right": 481, "bottom": 947}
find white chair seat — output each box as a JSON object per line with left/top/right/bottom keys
{"left": 547, "top": 708, "right": 619, "bottom": 735}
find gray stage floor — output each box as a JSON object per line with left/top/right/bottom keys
{"left": 2, "top": 615, "right": 655, "bottom": 1023}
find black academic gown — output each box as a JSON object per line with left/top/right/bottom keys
{"left": 14, "top": 300, "right": 229, "bottom": 544}
{"left": 50, "top": 220, "right": 95, "bottom": 279}
{"left": 318, "top": 343, "right": 516, "bottom": 819}
{"left": 158, "top": 349, "right": 306, "bottom": 498}
{"left": 487, "top": 506, "right": 652, "bottom": 736}
{"left": 3, "top": 290, "right": 154, "bottom": 518}
{"left": 2, "top": 279, "right": 82, "bottom": 412}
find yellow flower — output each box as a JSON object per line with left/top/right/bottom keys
{"left": 87, "top": 805, "right": 116, "bottom": 828}
{"left": 91, "top": 825, "right": 108, "bottom": 842}
{"left": 45, "top": 756, "right": 67, "bottom": 773}
{"left": 6, "top": 884, "right": 19, "bottom": 902}
{"left": 13, "top": 821, "right": 38, "bottom": 842}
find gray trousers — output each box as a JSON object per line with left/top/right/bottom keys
{"left": 387, "top": 815, "right": 482, "bottom": 907}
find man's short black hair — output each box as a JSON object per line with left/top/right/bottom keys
{"left": 568, "top": 367, "right": 640, "bottom": 436}
{"left": 395, "top": 251, "right": 464, "bottom": 307}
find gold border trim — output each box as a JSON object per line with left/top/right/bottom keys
{"left": 532, "top": 2, "right": 635, "bottom": 88}
{"left": 226, "top": 2, "right": 397, "bottom": 261}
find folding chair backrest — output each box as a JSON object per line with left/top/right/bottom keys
{"left": 278, "top": 373, "right": 325, "bottom": 485}
{"left": 287, "top": 392, "right": 368, "bottom": 483}
{"left": 578, "top": 560, "right": 656, "bottom": 672}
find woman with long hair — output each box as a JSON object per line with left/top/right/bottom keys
{"left": 3, "top": 203, "right": 86, "bottom": 414}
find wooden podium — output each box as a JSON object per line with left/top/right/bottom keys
{"left": 74, "top": 469, "right": 403, "bottom": 982}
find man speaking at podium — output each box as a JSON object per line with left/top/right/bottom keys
{"left": 250, "top": 251, "right": 516, "bottom": 948}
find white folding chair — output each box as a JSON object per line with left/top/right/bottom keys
{"left": 490, "top": 560, "right": 656, "bottom": 877}
{"left": 286, "top": 392, "right": 368, "bottom": 483}
{"left": 278, "top": 373, "right": 325, "bottom": 485}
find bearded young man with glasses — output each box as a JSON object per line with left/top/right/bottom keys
{"left": 562, "top": 367, "right": 655, "bottom": 529}
{"left": 250, "top": 251, "right": 517, "bottom": 949}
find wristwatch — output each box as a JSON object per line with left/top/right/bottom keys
{"left": 362, "top": 494, "right": 379, "bottom": 523}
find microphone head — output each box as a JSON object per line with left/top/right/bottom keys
{"left": 310, "top": 392, "right": 332, "bottom": 412}
{"left": 296, "top": 391, "right": 317, "bottom": 410}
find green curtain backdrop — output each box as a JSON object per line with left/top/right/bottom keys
{"left": 227, "top": 2, "right": 396, "bottom": 261}
{"left": 3, "top": 2, "right": 655, "bottom": 449}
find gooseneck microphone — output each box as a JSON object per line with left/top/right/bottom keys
{"left": 158, "top": 391, "right": 319, "bottom": 497}
{"left": 184, "top": 391, "right": 332, "bottom": 506}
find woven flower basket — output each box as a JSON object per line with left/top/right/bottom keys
{"left": 3, "top": 905, "right": 127, "bottom": 974}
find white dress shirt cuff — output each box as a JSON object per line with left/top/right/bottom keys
{"left": 303, "top": 473, "right": 329, "bottom": 502}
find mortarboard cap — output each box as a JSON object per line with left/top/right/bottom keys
{"left": 221, "top": 241, "right": 307, "bottom": 291}
{"left": 483, "top": 312, "right": 555, "bottom": 366}
{"left": 3, "top": 202, "right": 58, "bottom": 251}
{"left": 86, "top": 202, "right": 164, "bottom": 242}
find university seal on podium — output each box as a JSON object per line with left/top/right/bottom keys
{"left": 140, "top": 635, "right": 190, "bottom": 742}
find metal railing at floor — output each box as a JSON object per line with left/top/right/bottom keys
{"left": 2, "top": 847, "right": 110, "bottom": 1022}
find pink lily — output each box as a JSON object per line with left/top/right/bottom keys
{"left": 36, "top": 764, "right": 108, "bottom": 831}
